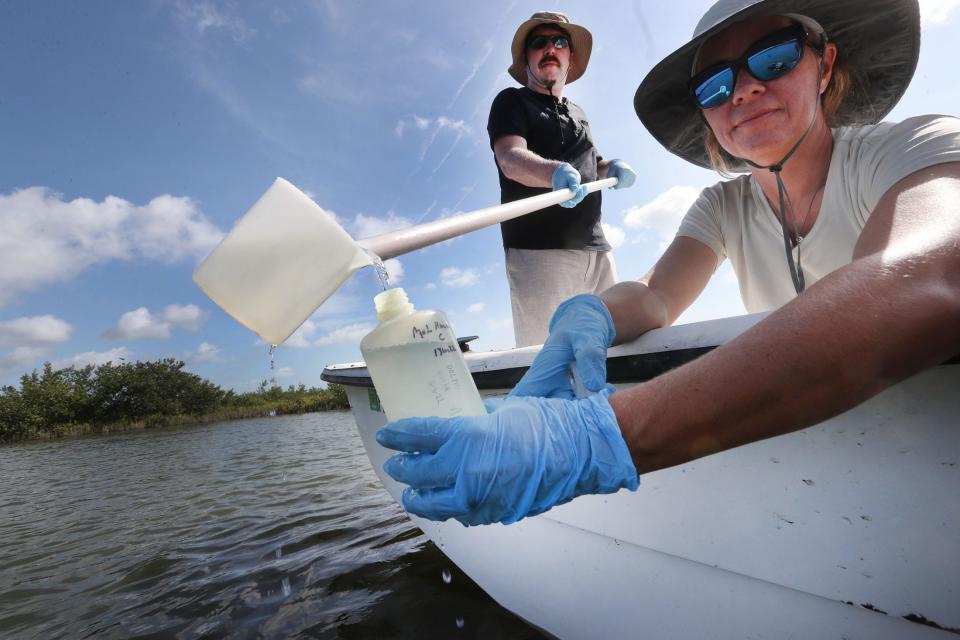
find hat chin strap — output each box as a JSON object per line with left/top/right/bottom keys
{"left": 526, "top": 59, "right": 569, "bottom": 95}
{"left": 739, "top": 52, "right": 827, "bottom": 296}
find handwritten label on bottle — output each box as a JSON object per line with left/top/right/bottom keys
{"left": 411, "top": 320, "right": 459, "bottom": 360}
{"left": 411, "top": 321, "right": 451, "bottom": 340}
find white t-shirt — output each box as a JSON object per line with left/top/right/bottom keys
{"left": 677, "top": 115, "right": 960, "bottom": 312}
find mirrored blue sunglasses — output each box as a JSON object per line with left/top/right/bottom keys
{"left": 527, "top": 34, "right": 570, "bottom": 50}
{"left": 690, "top": 25, "right": 819, "bottom": 109}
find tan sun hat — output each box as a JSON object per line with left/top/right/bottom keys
{"left": 508, "top": 11, "right": 593, "bottom": 85}
{"left": 634, "top": 0, "right": 921, "bottom": 170}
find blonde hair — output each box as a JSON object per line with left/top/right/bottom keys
{"left": 703, "top": 59, "right": 855, "bottom": 175}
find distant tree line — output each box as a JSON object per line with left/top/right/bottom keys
{"left": 0, "top": 359, "right": 349, "bottom": 443}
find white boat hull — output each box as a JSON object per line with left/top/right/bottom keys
{"left": 324, "top": 314, "right": 960, "bottom": 638}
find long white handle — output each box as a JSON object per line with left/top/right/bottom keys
{"left": 359, "top": 178, "right": 618, "bottom": 260}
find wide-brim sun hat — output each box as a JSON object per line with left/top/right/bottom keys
{"left": 508, "top": 11, "right": 593, "bottom": 85}
{"left": 634, "top": 0, "right": 921, "bottom": 170}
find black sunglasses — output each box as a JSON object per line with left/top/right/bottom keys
{"left": 689, "top": 25, "right": 821, "bottom": 109}
{"left": 527, "top": 34, "right": 570, "bottom": 50}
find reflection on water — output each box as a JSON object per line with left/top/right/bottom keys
{"left": 0, "top": 413, "right": 545, "bottom": 639}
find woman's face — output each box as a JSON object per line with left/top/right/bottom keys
{"left": 696, "top": 16, "right": 835, "bottom": 166}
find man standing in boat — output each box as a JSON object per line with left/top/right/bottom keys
{"left": 378, "top": 0, "right": 959, "bottom": 526}
{"left": 488, "top": 11, "right": 637, "bottom": 348}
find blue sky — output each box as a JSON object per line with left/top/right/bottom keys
{"left": 2, "top": 0, "right": 958, "bottom": 391}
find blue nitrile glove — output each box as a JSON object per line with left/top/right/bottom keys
{"left": 607, "top": 159, "right": 636, "bottom": 190}
{"left": 510, "top": 294, "right": 615, "bottom": 400}
{"left": 376, "top": 388, "right": 639, "bottom": 526}
{"left": 551, "top": 162, "right": 589, "bottom": 208}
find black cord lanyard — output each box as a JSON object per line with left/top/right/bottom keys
{"left": 740, "top": 49, "right": 827, "bottom": 295}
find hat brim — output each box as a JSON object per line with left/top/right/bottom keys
{"left": 509, "top": 19, "right": 593, "bottom": 85}
{"left": 634, "top": 0, "right": 920, "bottom": 170}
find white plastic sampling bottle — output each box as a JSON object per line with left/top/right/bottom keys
{"left": 360, "top": 287, "right": 486, "bottom": 422}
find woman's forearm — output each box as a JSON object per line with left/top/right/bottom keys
{"left": 611, "top": 167, "right": 960, "bottom": 474}
{"left": 599, "top": 281, "right": 670, "bottom": 345}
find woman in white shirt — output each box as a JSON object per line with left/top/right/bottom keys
{"left": 374, "top": 0, "right": 960, "bottom": 527}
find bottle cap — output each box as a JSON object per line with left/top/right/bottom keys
{"left": 374, "top": 287, "right": 414, "bottom": 322}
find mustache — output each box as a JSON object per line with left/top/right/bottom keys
{"left": 539, "top": 55, "right": 560, "bottom": 67}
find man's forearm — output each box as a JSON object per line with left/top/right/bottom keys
{"left": 597, "top": 158, "right": 611, "bottom": 179}
{"left": 611, "top": 249, "right": 960, "bottom": 474}
{"left": 497, "top": 146, "right": 560, "bottom": 188}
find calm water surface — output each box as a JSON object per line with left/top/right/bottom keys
{"left": 0, "top": 413, "right": 546, "bottom": 639}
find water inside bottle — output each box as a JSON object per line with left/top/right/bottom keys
{"left": 362, "top": 342, "right": 485, "bottom": 421}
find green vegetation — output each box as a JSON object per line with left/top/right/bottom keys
{"left": 0, "top": 359, "right": 350, "bottom": 443}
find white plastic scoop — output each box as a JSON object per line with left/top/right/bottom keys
{"left": 193, "top": 176, "right": 617, "bottom": 345}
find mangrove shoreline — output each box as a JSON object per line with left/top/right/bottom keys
{"left": 1, "top": 358, "right": 350, "bottom": 444}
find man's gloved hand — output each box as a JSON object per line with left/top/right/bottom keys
{"left": 551, "top": 162, "right": 589, "bottom": 208}
{"left": 607, "top": 159, "right": 637, "bottom": 190}
{"left": 376, "top": 388, "right": 640, "bottom": 526}
{"left": 511, "top": 294, "right": 615, "bottom": 400}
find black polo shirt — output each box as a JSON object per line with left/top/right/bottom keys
{"left": 487, "top": 87, "right": 609, "bottom": 251}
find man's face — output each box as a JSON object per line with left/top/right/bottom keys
{"left": 525, "top": 26, "right": 571, "bottom": 87}
{"left": 697, "top": 16, "right": 829, "bottom": 166}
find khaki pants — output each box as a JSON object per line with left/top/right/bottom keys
{"left": 505, "top": 248, "right": 618, "bottom": 348}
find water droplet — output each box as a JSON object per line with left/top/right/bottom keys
{"left": 455, "top": 616, "right": 464, "bottom": 629}
{"left": 268, "top": 344, "right": 278, "bottom": 386}
{"left": 281, "top": 577, "right": 291, "bottom": 596}
{"left": 275, "top": 548, "right": 282, "bottom": 560}
{"left": 363, "top": 248, "right": 390, "bottom": 291}
{"left": 441, "top": 569, "right": 452, "bottom": 584}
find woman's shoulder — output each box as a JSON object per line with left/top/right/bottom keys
{"left": 833, "top": 114, "right": 960, "bottom": 150}
{"left": 684, "top": 175, "right": 757, "bottom": 225}
{"left": 829, "top": 114, "right": 960, "bottom": 212}
{"left": 697, "top": 174, "right": 755, "bottom": 206}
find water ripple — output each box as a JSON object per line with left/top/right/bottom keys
{"left": 0, "top": 412, "right": 544, "bottom": 639}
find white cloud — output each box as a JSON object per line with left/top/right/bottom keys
{"left": 51, "top": 347, "right": 133, "bottom": 370}
{"left": 422, "top": 47, "right": 455, "bottom": 72}
{"left": 920, "top": 0, "right": 960, "bottom": 24}
{"left": 349, "top": 211, "right": 413, "bottom": 240}
{"left": 467, "top": 302, "right": 485, "bottom": 314}
{"left": 440, "top": 266, "right": 479, "bottom": 288}
{"left": 395, "top": 115, "right": 473, "bottom": 172}
{"left": 174, "top": 1, "right": 254, "bottom": 42}
{"left": 105, "top": 308, "right": 170, "bottom": 340}
{"left": 298, "top": 67, "right": 368, "bottom": 107}
{"left": 160, "top": 304, "right": 206, "bottom": 331}
{"left": 103, "top": 304, "right": 207, "bottom": 340}
{"left": 0, "top": 346, "right": 51, "bottom": 370}
{"left": 0, "top": 315, "right": 73, "bottom": 347}
{"left": 602, "top": 223, "right": 626, "bottom": 250}
{"left": 419, "top": 117, "right": 471, "bottom": 164}
{"left": 186, "top": 341, "right": 223, "bottom": 363}
{"left": 315, "top": 322, "right": 374, "bottom": 347}
{"left": 282, "top": 319, "right": 318, "bottom": 348}
{"left": 383, "top": 258, "right": 404, "bottom": 284}
{"left": 274, "top": 366, "right": 295, "bottom": 378}
{"left": 623, "top": 185, "right": 701, "bottom": 239}
{"left": 447, "top": 38, "right": 496, "bottom": 110}
{"left": 0, "top": 187, "right": 224, "bottom": 307}
{"left": 424, "top": 282, "right": 437, "bottom": 290}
